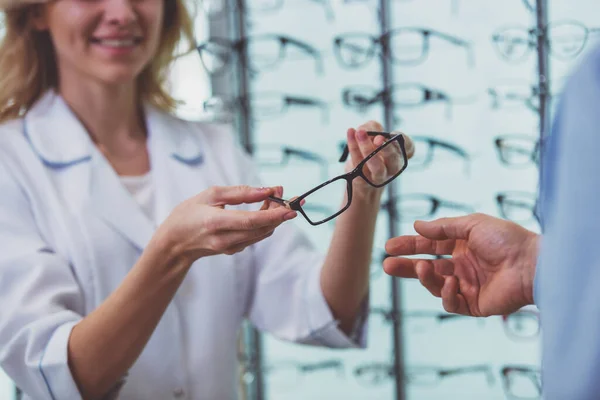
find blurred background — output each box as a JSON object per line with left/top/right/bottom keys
{"left": 2, "top": 0, "right": 598, "bottom": 398}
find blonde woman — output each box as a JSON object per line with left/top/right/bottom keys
{"left": 0, "top": 1, "right": 413, "bottom": 399}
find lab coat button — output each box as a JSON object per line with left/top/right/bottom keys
{"left": 173, "top": 388, "right": 185, "bottom": 398}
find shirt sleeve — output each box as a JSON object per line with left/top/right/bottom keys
{"left": 537, "top": 46, "right": 600, "bottom": 400}
{"left": 207, "top": 125, "right": 368, "bottom": 349}
{"left": 0, "top": 158, "right": 86, "bottom": 400}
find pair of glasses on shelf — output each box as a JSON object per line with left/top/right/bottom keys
{"left": 200, "top": 0, "right": 334, "bottom": 20}
{"left": 203, "top": 93, "right": 329, "bottom": 123}
{"left": 495, "top": 135, "right": 540, "bottom": 167}
{"left": 194, "top": 34, "right": 322, "bottom": 76}
{"left": 333, "top": 27, "right": 473, "bottom": 68}
{"left": 492, "top": 20, "right": 600, "bottom": 63}
{"left": 353, "top": 363, "right": 495, "bottom": 387}
{"left": 339, "top": 136, "right": 470, "bottom": 172}
{"left": 268, "top": 132, "right": 409, "bottom": 226}
{"left": 487, "top": 81, "right": 550, "bottom": 114}
{"left": 342, "top": 84, "right": 476, "bottom": 120}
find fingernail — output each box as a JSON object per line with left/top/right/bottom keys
{"left": 258, "top": 187, "right": 272, "bottom": 192}
{"left": 283, "top": 211, "right": 297, "bottom": 221}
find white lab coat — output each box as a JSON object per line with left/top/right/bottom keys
{"left": 0, "top": 91, "right": 365, "bottom": 400}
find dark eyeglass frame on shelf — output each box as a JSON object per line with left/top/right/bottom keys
{"left": 353, "top": 362, "right": 495, "bottom": 386}
{"left": 494, "top": 134, "right": 540, "bottom": 167}
{"left": 342, "top": 83, "right": 473, "bottom": 120}
{"left": 487, "top": 83, "right": 548, "bottom": 114}
{"left": 502, "top": 309, "right": 540, "bottom": 341}
{"left": 195, "top": 34, "right": 323, "bottom": 75}
{"left": 268, "top": 132, "right": 408, "bottom": 226}
{"left": 203, "top": 93, "right": 329, "bottom": 122}
{"left": 253, "top": 144, "right": 330, "bottom": 181}
{"left": 491, "top": 20, "right": 600, "bottom": 63}
{"left": 381, "top": 193, "right": 475, "bottom": 221}
{"left": 496, "top": 191, "right": 538, "bottom": 223}
{"left": 333, "top": 27, "right": 473, "bottom": 68}
{"left": 410, "top": 136, "right": 471, "bottom": 171}
{"left": 200, "top": 0, "right": 334, "bottom": 21}
{"left": 501, "top": 365, "right": 542, "bottom": 400}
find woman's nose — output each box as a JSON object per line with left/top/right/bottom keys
{"left": 104, "top": 0, "right": 138, "bottom": 26}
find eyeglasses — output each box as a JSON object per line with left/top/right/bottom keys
{"left": 487, "top": 82, "right": 547, "bottom": 114}
{"left": 200, "top": 0, "right": 334, "bottom": 20}
{"left": 495, "top": 135, "right": 540, "bottom": 168}
{"left": 501, "top": 365, "right": 541, "bottom": 399}
{"left": 268, "top": 132, "right": 409, "bottom": 226}
{"left": 333, "top": 28, "right": 473, "bottom": 68}
{"left": 502, "top": 310, "right": 540, "bottom": 341}
{"left": 203, "top": 93, "right": 329, "bottom": 122}
{"left": 369, "top": 307, "right": 474, "bottom": 326}
{"left": 342, "top": 84, "right": 474, "bottom": 119}
{"left": 496, "top": 191, "right": 537, "bottom": 224}
{"left": 492, "top": 20, "right": 600, "bottom": 63}
{"left": 242, "top": 359, "right": 344, "bottom": 388}
{"left": 253, "top": 144, "right": 329, "bottom": 180}
{"left": 195, "top": 35, "right": 323, "bottom": 76}
{"left": 410, "top": 136, "right": 470, "bottom": 172}
{"left": 354, "top": 363, "right": 495, "bottom": 387}
{"left": 381, "top": 194, "right": 474, "bottom": 221}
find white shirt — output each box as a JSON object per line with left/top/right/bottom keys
{"left": 0, "top": 91, "right": 366, "bottom": 400}
{"left": 120, "top": 172, "right": 155, "bottom": 222}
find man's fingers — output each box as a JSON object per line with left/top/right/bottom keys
{"left": 441, "top": 276, "right": 471, "bottom": 316}
{"left": 416, "top": 260, "right": 445, "bottom": 298}
{"left": 383, "top": 257, "right": 418, "bottom": 278}
{"left": 201, "top": 185, "right": 277, "bottom": 206}
{"left": 385, "top": 235, "right": 456, "bottom": 256}
{"left": 383, "top": 257, "right": 454, "bottom": 279}
{"left": 413, "top": 214, "right": 481, "bottom": 241}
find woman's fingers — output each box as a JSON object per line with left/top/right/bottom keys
{"left": 223, "top": 229, "right": 276, "bottom": 255}
{"left": 200, "top": 185, "right": 276, "bottom": 206}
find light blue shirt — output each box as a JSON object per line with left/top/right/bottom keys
{"left": 536, "top": 44, "right": 600, "bottom": 399}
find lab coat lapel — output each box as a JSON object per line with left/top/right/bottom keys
{"left": 145, "top": 105, "right": 208, "bottom": 227}
{"left": 88, "top": 152, "right": 156, "bottom": 251}
{"left": 25, "top": 90, "right": 155, "bottom": 251}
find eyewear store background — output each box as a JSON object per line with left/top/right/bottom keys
{"left": 1, "top": 0, "right": 598, "bottom": 399}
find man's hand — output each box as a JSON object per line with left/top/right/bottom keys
{"left": 383, "top": 213, "right": 539, "bottom": 317}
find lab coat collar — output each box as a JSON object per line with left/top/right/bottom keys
{"left": 24, "top": 89, "right": 204, "bottom": 169}
{"left": 25, "top": 90, "right": 207, "bottom": 251}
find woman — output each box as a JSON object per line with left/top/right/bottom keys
{"left": 0, "top": 1, "right": 413, "bottom": 399}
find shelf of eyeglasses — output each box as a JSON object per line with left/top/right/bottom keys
{"left": 189, "top": 27, "right": 476, "bottom": 79}
{"left": 252, "top": 135, "right": 538, "bottom": 175}
{"left": 240, "top": 357, "right": 346, "bottom": 387}
{"left": 367, "top": 307, "right": 540, "bottom": 341}
{"left": 492, "top": 19, "right": 600, "bottom": 65}
{"left": 353, "top": 362, "right": 541, "bottom": 399}
{"left": 198, "top": 0, "right": 465, "bottom": 21}
{"left": 200, "top": 83, "right": 557, "bottom": 126}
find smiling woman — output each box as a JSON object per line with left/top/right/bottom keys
{"left": 0, "top": 0, "right": 195, "bottom": 122}
{"left": 0, "top": 1, "right": 411, "bottom": 400}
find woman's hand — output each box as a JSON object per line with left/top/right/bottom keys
{"left": 153, "top": 185, "right": 296, "bottom": 265}
{"left": 344, "top": 120, "right": 414, "bottom": 198}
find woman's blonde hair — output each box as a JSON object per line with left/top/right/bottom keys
{"left": 0, "top": 0, "right": 196, "bottom": 123}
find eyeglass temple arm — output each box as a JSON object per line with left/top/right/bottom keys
{"left": 338, "top": 131, "right": 392, "bottom": 162}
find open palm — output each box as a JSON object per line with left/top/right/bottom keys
{"left": 383, "top": 213, "right": 539, "bottom": 317}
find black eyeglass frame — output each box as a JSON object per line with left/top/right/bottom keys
{"left": 268, "top": 132, "right": 408, "bottom": 226}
